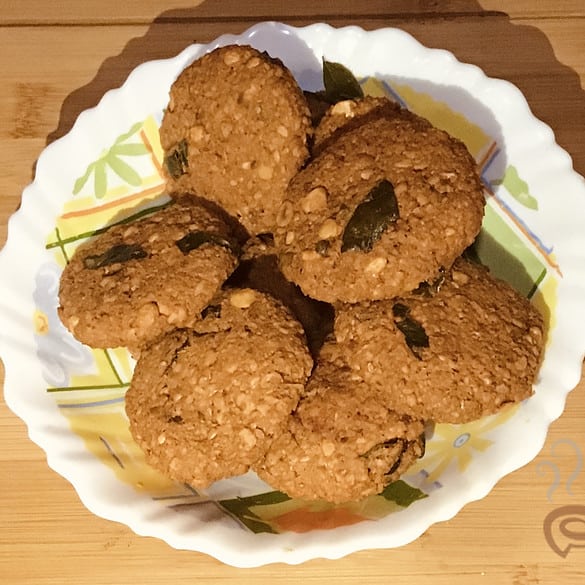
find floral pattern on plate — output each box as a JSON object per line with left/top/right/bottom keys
{"left": 2, "top": 22, "right": 584, "bottom": 566}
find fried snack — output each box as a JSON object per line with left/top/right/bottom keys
{"left": 159, "top": 44, "right": 312, "bottom": 235}
{"left": 274, "top": 101, "right": 485, "bottom": 303}
{"left": 255, "top": 342, "right": 425, "bottom": 503}
{"left": 313, "top": 95, "right": 394, "bottom": 153}
{"left": 334, "top": 258, "right": 545, "bottom": 423}
{"left": 58, "top": 195, "right": 239, "bottom": 354}
{"left": 125, "top": 289, "right": 313, "bottom": 487}
{"left": 225, "top": 235, "right": 334, "bottom": 357}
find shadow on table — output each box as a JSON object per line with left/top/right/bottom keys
{"left": 46, "top": 0, "right": 585, "bottom": 178}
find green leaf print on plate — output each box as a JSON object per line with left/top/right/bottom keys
{"left": 73, "top": 121, "right": 149, "bottom": 197}
{"left": 494, "top": 165, "right": 538, "bottom": 210}
{"left": 219, "top": 480, "right": 427, "bottom": 534}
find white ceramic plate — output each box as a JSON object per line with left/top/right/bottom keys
{"left": 2, "top": 22, "right": 585, "bottom": 567}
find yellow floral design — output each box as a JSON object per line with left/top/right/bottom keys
{"left": 33, "top": 309, "right": 49, "bottom": 335}
{"left": 411, "top": 405, "right": 520, "bottom": 484}
{"left": 35, "top": 79, "right": 560, "bottom": 532}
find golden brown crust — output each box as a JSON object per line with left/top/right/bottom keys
{"left": 333, "top": 258, "right": 545, "bottom": 423}
{"left": 274, "top": 104, "right": 485, "bottom": 303}
{"left": 125, "top": 289, "right": 313, "bottom": 488}
{"left": 60, "top": 51, "right": 545, "bottom": 498}
{"left": 255, "top": 344, "right": 425, "bottom": 503}
{"left": 224, "top": 242, "right": 334, "bottom": 358}
{"left": 159, "top": 45, "right": 312, "bottom": 235}
{"left": 58, "top": 196, "right": 239, "bottom": 353}
{"left": 313, "top": 96, "right": 399, "bottom": 153}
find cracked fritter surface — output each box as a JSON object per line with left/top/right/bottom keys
{"left": 159, "top": 44, "right": 312, "bottom": 235}
{"left": 334, "top": 258, "right": 545, "bottom": 423}
{"left": 58, "top": 196, "right": 239, "bottom": 353}
{"left": 254, "top": 342, "right": 425, "bottom": 503}
{"left": 125, "top": 289, "right": 313, "bottom": 488}
{"left": 274, "top": 102, "right": 485, "bottom": 303}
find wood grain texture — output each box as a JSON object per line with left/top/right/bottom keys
{"left": 1, "top": 1, "right": 584, "bottom": 583}
{"left": 1, "top": 1, "right": 585, "bottom": 24}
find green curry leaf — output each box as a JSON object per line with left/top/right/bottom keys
{"left": 412, "top": 267, "right": 446, "bottom": 297}
{"left": 323, "top": 59, "right": 364, "bottom": 103}
{"left": 83, "top": 243, "right": 148, "bottom": 269}
{"left": 392, "top": 302, "right": 429, "bottom": 359}
{"left": 164, "top": 139, "right": 189, "bottom": 179}
{"left": 175, "top": 231, "right": 237, "bottom": 256}
{"left": 341, "top": 179, "right": 399, "bottom": 253}
{"left": 379, "top": 479, "right": 427, "bottom": 507}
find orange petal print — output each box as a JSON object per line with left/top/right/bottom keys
{"left": 272, "top": 506, "right": 368, "bottom": 533}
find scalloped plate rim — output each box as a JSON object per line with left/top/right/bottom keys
{"left": 1, "top": 22, "right": 585, "bottom": 567}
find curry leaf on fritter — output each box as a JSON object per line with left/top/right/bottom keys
{"left": 341, "top": 179, "right": 399, "bottom": 252}
{"left": 83, "top": 243, "right": 148, "bottom": 269}
{"left": 200, "top": 304, "right": 222, "bottom": 320}
{"left": 315, "top": 239, "right": 331, "bottom": 256}
{"left": 392, "top": 302, "right": 429, "bottom": 360}
{"left": 412, "top": 267, "right": 446, "bottom": 297}
{"left": 175, "top": 231, "right": 238, "bottom": 256}
{"left": 322, "top": 59, "right": 364, "bottom": 103}
{"left": 165, "top": 139, "right": 189, "bottom": 179}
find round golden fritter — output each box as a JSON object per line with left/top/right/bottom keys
{"left": 255, "top": 342, "right": 425, "bottom": 503}
{"left": 126, "top": 289, "right": 313, "bottom": 488}
{"left": 274, "top": 103, "right": 485, "bottom": 303}
{"left": 58, "top": 195, "right": 239, "bottom": 354}
{"left": 334, "top": 258, "right": 545, "bottom": 423}
{"left": 159, "top": 44, "right": 312, "bottom": 235}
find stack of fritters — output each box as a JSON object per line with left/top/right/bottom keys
{"left": 58, "top": 45, "right": 544, "bottom": 504}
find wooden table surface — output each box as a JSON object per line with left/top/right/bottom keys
{"left": 1, "top": 1, "right": 584, "bottom": 583}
